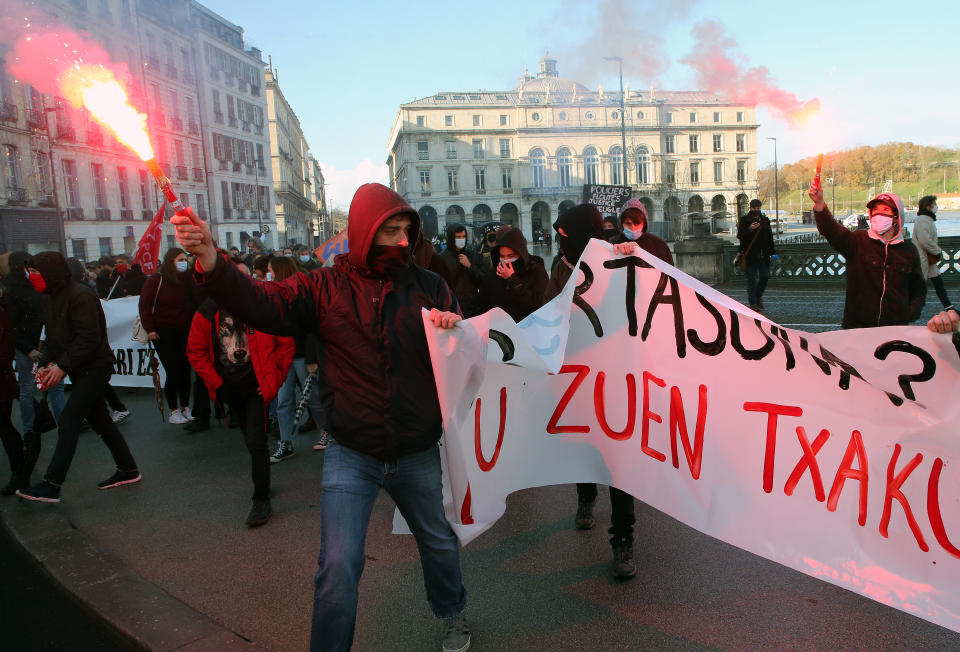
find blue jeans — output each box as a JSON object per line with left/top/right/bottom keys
{"left": 311, "top": 440, "right": 466, "bottom": 652}
{"left": 746, "top": 260, "right": 771, "bottom": 305}
{"left": 277, "top": 358, "right": 307, "bottom": 444}
{"left": 15, "top": 350, "right": 65, "bottom": 432}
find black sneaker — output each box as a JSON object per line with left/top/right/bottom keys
{"left": 574, "top": 497, "right": 596, "bottom": 530}
{"left": 245, "top": 499, "right": 272, "bottom": 527}
{"left": 183, "top": 418, "right": 211, "bottom": 434}
{"left": 312, "top": 429, "right": 329, "bottom": 451}
{"left": 269, "top": 441, "right": 294, "bottom": 463}
{"left": 612, "top": 545, "right": 637, "bottom": 579}
{"left": 441, "top": 611, "right": 470, "bottom": 652}
{"left": 16, "top": 480, "right": 61, "bottom": 503}
{"left": 97, "top": 470, "right": 142, "bottom": 490}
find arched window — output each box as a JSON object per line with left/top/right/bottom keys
{"left": 609, "top": 145, "right": 623, "bottom": 185}
{"left": 636, "top": 146, "right": 650, "bottom": 185}
{"left": 583, "top": 146, "right": 599, "bottom": 185}
{"left": 557, "top": 147, "right": 572, "bottom": 187}
{"left": 530, "top": 148, "right": 545, "bottom": 188}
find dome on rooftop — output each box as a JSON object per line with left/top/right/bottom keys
{"left": 515, "top": 53, "right": 589, "bottom": 95}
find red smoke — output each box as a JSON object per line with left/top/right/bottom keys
{"left": 680, "top": 20, "right": 820, "bottom": 127}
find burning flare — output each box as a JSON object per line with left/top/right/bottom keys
{"left": 65, "top": 69, "right": 154, "bottom": 160}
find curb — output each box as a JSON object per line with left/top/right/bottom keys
{"left": 1, "top": 503, "right": 258, "bottom": 651}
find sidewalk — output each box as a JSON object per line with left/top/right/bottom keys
{"left": 3, "top": 281, "right": 960, "bottom": 650}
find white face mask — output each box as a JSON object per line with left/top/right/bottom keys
{"left": 622, "top": 227, "right": 639, "bottom": 240}
{"left": 299, "top": 255, "right": 310, "bottom": 263}
{"left": 932, "top": 205, "right": 938, "bottom": 214}
{"left": 455, "top": 238, "right": 466, "bottom": 249}
{"left": 870, "top": 214, "right": 894, "bottom": 235}
{"left": 265, "top": 272, "right": 274, "bottom": 281}
{"left": 501, "top": 257, "right": 519, "bottom": 265}
{"left": 175, "top": 260, "right": 188, "bottom": 273}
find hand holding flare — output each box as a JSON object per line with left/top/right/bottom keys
{"left": 808, "top": 156, "right": 827, "bottom": 211}
{"left": 171, "top": 207, "right": 218, "bottom": 272}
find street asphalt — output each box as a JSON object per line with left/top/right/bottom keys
{"left": 2, "top": 277, "right": 960, "bottom": 651}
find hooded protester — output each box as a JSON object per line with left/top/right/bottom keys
{"left": 15, "top": 252, "right": 139, "bottom": 504}
{"left": 913, "top": 195, "right": 953, "bottom": 311}
{"left": 2, "top": 251, "right": 65, "bottom": 457}
{"left": 810, "top": 186, "right": 925, "bottom": 328}
{"left": 602, "top": 216, "right": 622, "bottom": 242}
{"left": 477, "top": 223, "right": 501, "bottom": 273}
{"left": 172, "top": 182, "right": 471, "bottom": 652}
{"left": 477, "top": 226, "right": 547, "bottom": 322}
{"left": 543, "top": 203, "right": 604, "bottom": 304}
{"left": 736, "top": 199, "right": 777, "bottom": 311}
{"left": 95, "top": 255, "right": 116, "bottom": 298}
{"left": 438, "top": 223, "right": 484, "bottom": 317}
{"left": 413, "top": 233, "right": 454, "bottom": 290}
{"left": 611, "top": 199, "right": 674, "bottom": 264}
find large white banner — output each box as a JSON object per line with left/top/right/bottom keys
{"left": 101, "top": 296, "right": 165, "bottom": 388}
{"left": 424, "top": 240, "right": 960, "bottom": 633}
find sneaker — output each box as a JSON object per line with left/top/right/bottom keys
{"left": 1, "top": 474, "right": 27, "bottom": 497}
{"left": 181, "top": 407, "right": 194, "bottom": 421}
{"left": 749, "top": 303, "right": 761, "bottom": 312}
{"left": 269, "top": 441, "right": 295, "bottom": 463}
{"left": 97, "top": 470, "right": 142, "bottom": 490}
{"left": 313, "top": 429, "right": 329, "bottom": 451}
{"left": 757, "top": 299, "right": 765, "bottom": 310}
{"left": 183, "top": 418, "right": 211, "bottom": 434}
{"left": 16, "top": 480, "right": 61, "bottom": 503}
{"left": 111, "top": 409, "right": 131, "bottom": 424}
{"left": 245, "top": 499, "right": 272, "bottom": 527}
{"left": 169, "top": 409, "right": 189, "bottom": 425}
{"left": 441, "top": 612, "right": 470, "bottom": 652}
{"left": 574, "top": 496, "right": 596, "bottom": 530}
{"left": 612, "top": 545, "right": 637, "bottom": 579}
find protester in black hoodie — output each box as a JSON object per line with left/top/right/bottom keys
{"left": 15, "top": 252, "right": 139, "bottom": 504}
{"left": 736, "top": 199, "right": 777, "bottom": 311}
{"left": 478, "top": 226, "right": 548, "bottom": 322}
{"left": 543, "top": 203, "right": 604, "bottom": 303}
{"left": 438, "top": 223, "right": 484, "bottom": 317}
{"left": 602, "top": 216, "right": 622, "bottom": 242}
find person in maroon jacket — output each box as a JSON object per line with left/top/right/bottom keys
{"left": 172, "top": 182, "right": 471, "bottom": 652}
{"left": 0, "top": 295, "right": 24, "bottom": 496}
{"left": 140, "top": 248, "right": 194, "bottom": 424}
{"left": 186, "top": 261, "right": 294, "bottom": 527}
{"left": 477, "top": 225, "right": 548, "bottom": 322}
{"left": 613, "top": 198, "right": 674, "bottom": 265}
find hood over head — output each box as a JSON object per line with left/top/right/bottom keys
{"left": 446, "top": 222, "right": 468, "bottom": 250}
{"left": 618, "top": 198, "right": 649, "bottom": 234}
{"left": 26, "top": 251, "right": 72, "bottom": 294}
{"left": 346, "top": 183, "right": 420, "bottom": 272}
{"left": 412, "top": 233, "right": 435, "bottom": 267}
{"left": 865, "top": 192, "right": 906, "bottom": 244}
{"left": 554, "top": 203, "right": 603, "bottom": 263}
{"left": 67, "top": 257, "right": 87, "bottom": 283}
{"left": 6, "top": 251, "right": 31, "bottom": 286}
{"left": 491, "top": 227, "right": 531, "bottom": 267}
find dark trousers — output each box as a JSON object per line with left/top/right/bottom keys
{"left": 45, "top": 365, "right": 137, "bottom": 486}
{"left": 191, "top": 371, "right": 210, "bottom": 420}
{"left": 746, "top": 260, "right": 771, "bottom": 305}
{"left": 577, "top": 483, "right": 636, "bottom": 547}
{"left": 930, "top": 275, "right": 953, "bottom": 309}
{"left": 0, "top": 400, "right": 23, "bottom": 476}
{"left": 219, "top": 383, "right": 269, "bottom": 500}
{"left": 153, "top": 327, "right": 191, "bottom": 409}
{"left": 104, "top": 383, "right": 126, "bottom": 412}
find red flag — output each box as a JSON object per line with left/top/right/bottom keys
{"left": 133, "top": 205, "right": 164, "bottom": 275}
{"left": 314, "top": 229, "right": 349, "bottom": 264}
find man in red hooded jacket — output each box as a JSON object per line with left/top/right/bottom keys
{"left": 173, "top": 183, "right": 470, "bottom": 652}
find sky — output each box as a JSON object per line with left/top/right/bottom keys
{"left": 202, "top": 0, "right": 960, "bottom": 209}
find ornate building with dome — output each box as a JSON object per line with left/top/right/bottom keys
{"left": 386, "top": 54, "right": 760, "bottom": 243}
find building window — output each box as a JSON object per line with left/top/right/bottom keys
{"left": 472, "top": 139, "right": 483, "bottom": 159}
{"left": 714, "top": 160, "right": 724, "bottom": 183}
{"left": 71, "top": 239, "right": 87, "bottom": 260}
{"left": 584, "top": 111, "right": 594, "bottom": 120}
{"left": 445, "top": 140, "right": 457, "bottom": 159}
{"left": 474, "top": 167, "right": 485, "bottom": 191}
{"left": 736, "top": 111, "right": 744, "bottom": 123}
{"left": 62, "top": 160, "right": 79, "bottom": 208}
{"left": 499, "top": 114, "right": 508, "bottom": 126}
{"left": 636, "top": 146, "right": 650, "bottom": 185}
{"left": 3, "top": 145, "right": 22, "bottom": 195}
{"left": 416, "top": 115, "right": 424, "bottom": 127}
{"left": 610, "top": 146, "right": 623, "bottom": 185}
{"left": 501, "top": 167, "right": 512, "bottom": 191}
{"left": 665, "top": 162, "right": 676, "bottom": 184}
{"left": 91, "top": 163, "right": 107, "bottom": 208}
{"left": 690, "top": 161, "right": 700, "bottom": 184}
{"left": 99, "top": 237, "right": 112, "bottom": 257}
{"left": 713, "top": 111, "right": 721, "bottom": 123}
{"left": 139, "top": 170, "right": 150, "bottom": 209}
{"left": 737, "top": 160, "right": 746, "bottom": 183}
{"left": 195, "top": 194, "right": 207, "bottom": 219}
{"left": 531, "top": 112, "right": 541, "bottom": 121}
{"left": 221, "top": 180, "right": 230, "bottom": 218}
{"left": 664, "top": 135, "right": 675, "bottom": 154}
{"left": 447, "top": 169, "right": 458, "bottom": 193}
{"left": 736, "top": 133, "right": 746, "bottom": 152}
{"left": 472, "top": 114, "right": 481, "bottom": 127}
{"left": 583, "top": 146, "right": 599, "bottom": 185}
{"left": 531, "top": 148, "right": 545, "bottom": 188}
{"left": 557, "top": 147, "right": 572, "bottom": 187}
{"left": 689, "top": 111, "right": 697, "bottom": 123}
{"left": 499, "top": 138, "right": 511, "bottom": 158}
{"left": 117, "top": 167, "right": 129, "bottom": 208}
{"left": 689, "top": 135, "right": 699, "bottom": 153}
{"left": 666, "top": 112, "right": 673, "bottom": 124}
{"left": 712, "top": 134, "right": 723, "bottom": 152}
{"left": 637, "top": 111, "right": 645, "bottom": 119}
{"left": 417, "top": 140, "right": 429, "bottom": 160}
{"left": 559, "top": 111, "right": 567, "bottom": 120}
{"left": 419, "top": 170, "right": 430, "bottom": 194}
{"left": 444, "top": 115, "right": 453, "bottom": 127}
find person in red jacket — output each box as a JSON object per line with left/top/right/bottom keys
{"left": 186, "top": 260, "right": 295, "bottom": 527}
{"left": 172, "top": 182, "right": 470, "bottom": 652}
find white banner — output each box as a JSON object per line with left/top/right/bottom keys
{"left": 101, "top": 296, "right": 165, "bottom": 388}
{"left": 424, "top": 239, "right": 960, "bottom": 633}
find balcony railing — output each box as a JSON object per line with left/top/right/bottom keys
{"left": 0, "top": 103, "right": 18, "bottom": 123}
{"left": 250, "top": 85, "right": 261, "bottom": 97}
{"left": 120, "top": 208, "right": 134, "bottom": 220}
{"left": 188, "top": 121, "right": 200, "bottom": 135}
{"left": 141, "top": 210, "right": 153, "bottom": 221}
{"left": 192, "top": 167, "right": 204, "bottom": 182}
{"left": 241, "top": 122, "right": 251, "bottom": 132}
{"left": 58, "top": 126, "right": 77, "bottom": 141}
{"left": 228, "top": 117, "right": 238, "bottom": 127}
{"left": 66, "top": 207, "right": 84, "bottom": 220}
{"left": 7, "top": 187, "right": 27, "bottom": 203}
{"left": 213, "top": 112, "right": 224, "bottom": 124}
{"left": 254, "top": 126, "right": 263, "bottom": 136}
{"left": 95, "top": 208, "right": 111, "bottom": 221}
{"left": 26, "top": 109, "right": 47, "bottom": 130}
{"left": 176, "top": 165, "right": 188, "bottom": 180}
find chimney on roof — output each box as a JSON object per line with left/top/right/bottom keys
{"left": 650, "top": 85, "right": 656, "bottom": 101}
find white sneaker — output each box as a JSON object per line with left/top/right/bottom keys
{"left": 111, "top": 410, "right": 131, "bottom": 424}
{"left": 169, "top": 409, "right": 189, "bottom": 425}
{"left": 181, "top": 407, "right": 194, "bottom": 421}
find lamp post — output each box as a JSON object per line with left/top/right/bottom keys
{"left": 603, "top": 56, "right": 628, "bottom": 186}
{"left": 253, "top": 157, "right": 263, "bottom": 243}
{"left": 42, "top": 106, "right": 67, "bottom": 254}
{"left": 767, "top": 136, "right": 778, "bottom": 230}
{"left": 827, "top": 177, "right": 836, "bottom": 215}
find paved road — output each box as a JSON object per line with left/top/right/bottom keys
{"left": 2, "top": 279, "right": 960, "bottom": 651}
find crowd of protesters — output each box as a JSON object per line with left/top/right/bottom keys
{"left": 1, "top": 178, "right": 959, "bottom": 652}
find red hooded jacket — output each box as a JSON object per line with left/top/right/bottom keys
{"left": 192, "top": 183, "right": 459, "bottom": 460}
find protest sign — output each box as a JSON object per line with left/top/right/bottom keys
{"left": 102, "top": 296, "right": 165, "bottom": 388}
{"left": 423, "top": 239, "right": 960, "bottom": 633}
{"left": 582, "top": 184, "right": 632, "bottom": 216}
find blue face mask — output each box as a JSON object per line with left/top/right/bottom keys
{"left": 623, "top": 227, "right": 639, "bottom": 240}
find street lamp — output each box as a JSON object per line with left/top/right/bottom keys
{"left": 826, "top": 177, "right": 836, "bottom": 215}
{"left": 253, "top": 157, "right": 264, "bottom": 242}
{"left": 603, "top": 56, "right": 628, "bottom": 186}
{"left": 767, "top": 136, "right": 779, "bottom": 228}
{"left": 42, "top": 106, "right": 67, "bottom": 254}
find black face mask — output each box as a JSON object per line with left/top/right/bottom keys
{"left": 367, "top": 244, "right": 411, "bottom": 277}
{"left": 602, "top": 228, "right": 619, "bottom": 240}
